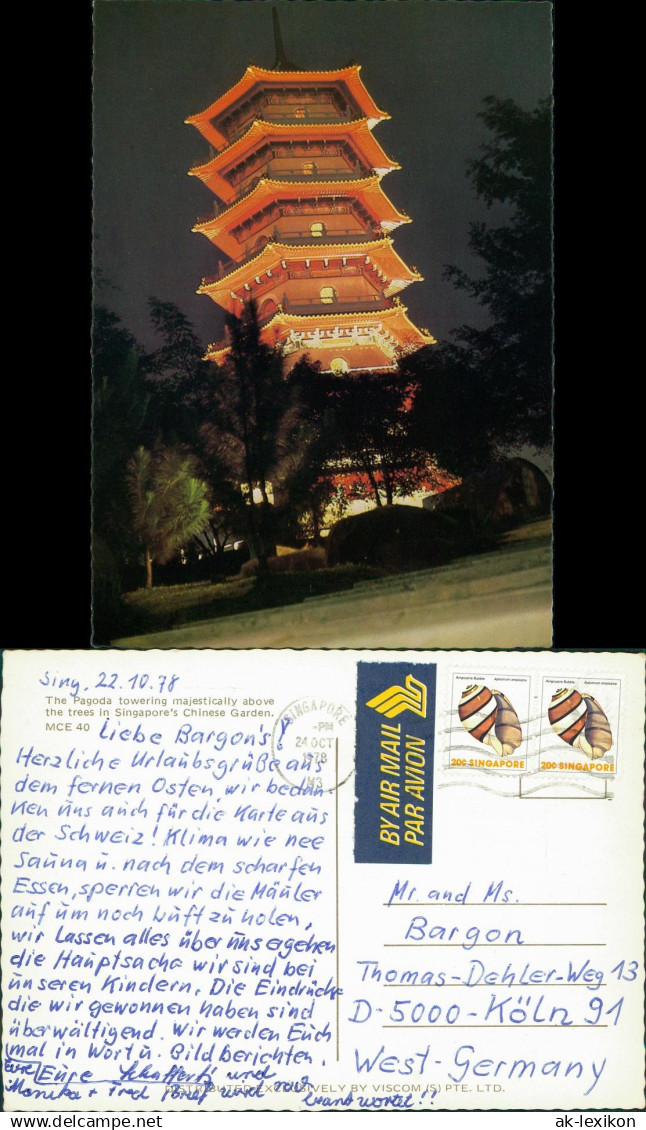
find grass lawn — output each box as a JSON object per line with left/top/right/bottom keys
{"left": 118, "top": 565, "right": 384, "bottom": 637}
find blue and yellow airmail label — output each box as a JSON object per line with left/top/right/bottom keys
{"left": 354, "top": 661, "right": 436, "bottom": 864}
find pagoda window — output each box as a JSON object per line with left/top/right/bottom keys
{"left": 310, "top": 222, "right": 326, "bottom": 238}
{"left": 320, "top": 286, "right": 337, "bottom": 304}
{"left": 330, "top": 357, "right": 349, "bottom": 374}
{"left": 260, "top": 298, "right": 277, "bottom": 320}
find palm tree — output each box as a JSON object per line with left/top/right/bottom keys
{"left": 126, "top": 446, "right": 211, "bottom": 588}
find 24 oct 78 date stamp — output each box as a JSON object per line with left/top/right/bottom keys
{"left": 271, "top": 695, "right": 354, "bottom": 795}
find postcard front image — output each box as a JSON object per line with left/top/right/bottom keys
{"left": 92, "top": 1, "right": 553, "bottom": 650}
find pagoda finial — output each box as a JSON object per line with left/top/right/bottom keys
{"left": 271, "top": 5, "right": 298, "bottom": 71}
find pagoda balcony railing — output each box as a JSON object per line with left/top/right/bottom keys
{"left": 262, "top": 110, "right": 353, "bottom": 126}
{"left": 277, "top": 228, "right": 381, "bottom": 244}
{"left": 227, "top": 144, "right": 348, "bottom": 185}
{"left": 264, "top": 163, "right": 368, "bottom": 181}
{"left": 275, "top": 295, "right": 392, "bottom": 317}
{"left": 289, "top": 265, "right": 363, "bottom": 280}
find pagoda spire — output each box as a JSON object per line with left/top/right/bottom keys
{"left": 271, "top": 5, "right": 298, "bottom": 71}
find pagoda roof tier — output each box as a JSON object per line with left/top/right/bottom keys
{"left": 197, "top": 238, "right": 422, "bottom": 309}
{"left": 189, "top": 118, "right": 399, "bottom": 201}
{"left": 192, "top": 175, "right": 410, "bottom": 259}
{"left": 185, "top": 65, "right": 389, "bottom": 149}
{"left": 205, "top": 304, "right": 435, "bottom": 363}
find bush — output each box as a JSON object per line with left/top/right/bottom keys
{"left": 326, "top": 504, "right": 500, "bottom": 571}
{"left": 117, "top": 563, "right": 385, "bottom": 637}
{"left": 92, "top": 536, "right": 133, "bottom": 644}
{"left": 240, "top": 547, "right": 327, "bottom": 577}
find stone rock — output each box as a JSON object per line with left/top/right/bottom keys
{"left": 325, "top": 504, "right": 474, "bottom": 571}
{"left": 240, "top": 547, "right": 327, "bottom": 577}
{"left": 423, "top": 458, "right": 552, "bottom": 526}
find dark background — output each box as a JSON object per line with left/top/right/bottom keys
{"left": 2, "top": 2, "right": 639, "bottom": 651}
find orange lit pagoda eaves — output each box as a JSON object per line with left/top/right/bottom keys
{"left": 187, "top": 44, "right": 434, "bottom": 372}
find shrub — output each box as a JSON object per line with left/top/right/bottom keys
{"left": 326, "top": 504, "right": 499, "bottom": 571}
{"left": 240, "top": 547, "right": 327, "bottom": 577}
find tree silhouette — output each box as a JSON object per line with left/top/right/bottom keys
{"left": 408, "top": 96, "right": 552, "bottom": 471}
{"left": 143, "top": 297, "right": 207, "bottom": 388}
{"left": 92, "top": 305, "right": 154, "bottom": 604}
{"left": 330, "top": 370, "right": 439, "bottom": 507}
{"left": 401, "top": 343, "right": 496, "bottom": 478}
{"left": 93, "top": 308, "right": 151, "bottom": 488}
{"left": 446, "top": 96, "right": 552, "bottom": 451}
{"left": 199, "top": 302, "right": 323, "bottom": 568}
{"left": 125, "top": 446, "right": 211, "bottom": 588}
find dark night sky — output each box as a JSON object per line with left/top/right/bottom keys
{"left": 93, "top": 0, "right": 553, "bottom": 353}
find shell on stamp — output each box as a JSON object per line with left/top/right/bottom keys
{"left": 491, "top": 690, "right": 522, "bottom": 756}
{"left": 548, "top": 687, "right": 588, "bottom": 748}
{"left": 458, "top": 684, "right": 497, "bottom": 745}
{"left": 548, "top": 687, "right": 597, "bottom": 757}
{"left": 582, "top": 695, "right": 613, "bottom": 759}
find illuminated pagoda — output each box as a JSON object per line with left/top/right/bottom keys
{"left": 187, "top": 11, "right": 435, "bottom": 372}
